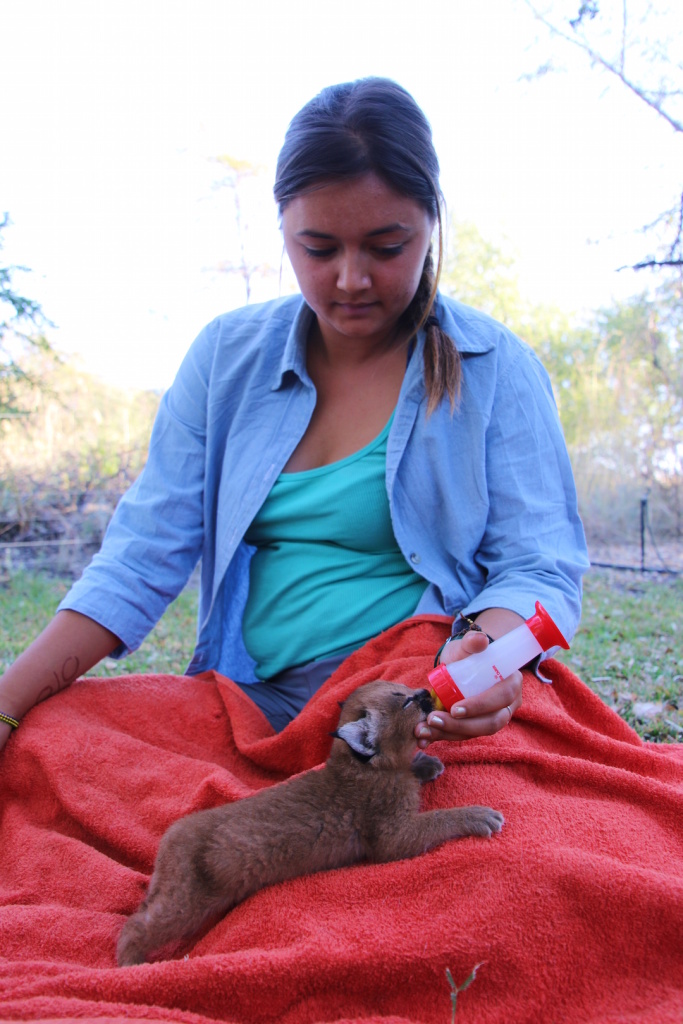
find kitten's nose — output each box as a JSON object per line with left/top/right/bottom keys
{"left": 403, "top": 689, "right": 434, "bottom": 714}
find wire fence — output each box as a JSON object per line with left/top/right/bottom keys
{"left": 589, "top": 496, "right": 681, "bottom": 576}
{"left": 0, "top": 485, "right": 118, "bottom": 577}
{"left": 1, "top": 493, "right": 680, "bottom": 583}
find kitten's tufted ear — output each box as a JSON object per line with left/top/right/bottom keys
{"left": 333, "top": 710, "right": 380, "bottom": 761}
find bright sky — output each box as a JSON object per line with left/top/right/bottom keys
{"left": 2, "top": 0, "right": 682, "bottom": 390}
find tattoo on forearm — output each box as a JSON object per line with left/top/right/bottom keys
{"left": 36, "top": 655, "right": 81, "bottom": 704}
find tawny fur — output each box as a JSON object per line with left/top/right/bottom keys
{"left": 117, "top": 680, "right": 504, "bottom": 966}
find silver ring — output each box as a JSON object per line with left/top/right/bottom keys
{"left": 505, "top": 705, "right": 513, "bottom": 724}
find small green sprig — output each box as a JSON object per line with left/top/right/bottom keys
{"left": 445, "top": 962, "right": 485, "bottom": 1022}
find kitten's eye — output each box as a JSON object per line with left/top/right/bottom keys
{"left": 356, "top": 709, "right": 369, "bottom": 719}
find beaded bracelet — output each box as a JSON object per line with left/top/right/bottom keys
{"left": 0, "top": 712, "right": 19, "bottom": 729}
{"left": 433, "top": 620, "right": 495, "bottom": 667}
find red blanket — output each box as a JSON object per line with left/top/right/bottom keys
{"left": 1, "top": 615, "right": 682, "bottom": 1023}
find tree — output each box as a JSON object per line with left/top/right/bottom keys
{"left": 0, "top": 214, "right": 55, "bottom": 420}
{"left": 212, "top": 157, "right": 276, "bottom": 303}
{"left": 1, "top": 352, "right": 160, "bottom": 555}
{"left": 524, "top": 0, "right": 683, "bottom": 270}
{"left": 439, "top": 215, "right": 683, "bottom": 537}
{"left": 439, "top": 218, "right": 525, "bottom": 325}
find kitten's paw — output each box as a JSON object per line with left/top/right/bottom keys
{"left": 411, "top": 751, "right": 444, "bottom": 782}
{"left": 463, "top": 806, "right": 505, "bottom": 838}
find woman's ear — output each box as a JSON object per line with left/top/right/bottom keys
{"left": 333, "top": 710, "right": 380, "bottom": 760}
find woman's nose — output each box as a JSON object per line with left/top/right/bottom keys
{"left": 336, "top": 253, "right": 371, "bottom": 292}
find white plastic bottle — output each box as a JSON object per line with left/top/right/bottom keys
{"left": 428, "top": 601, "right": 569, "bottom": 711}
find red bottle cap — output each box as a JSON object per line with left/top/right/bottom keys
{"left": 525, "top": 601, "right": 569, "bottom": 651}
{"left": 428, "top": 664, "right": 465, "bottom": 708}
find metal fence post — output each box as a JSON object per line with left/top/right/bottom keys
{"left": 640, "top": 494, "right": 648, "bottom": 574}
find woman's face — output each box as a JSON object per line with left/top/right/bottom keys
{"left": 282, "top": 173, "right": 435, "bottom": 352}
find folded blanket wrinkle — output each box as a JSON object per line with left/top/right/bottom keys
{"left": 0, "top": 614, "right": 681, "bottom": 1023}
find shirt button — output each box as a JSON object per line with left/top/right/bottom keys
{"left": 410, "top": 552, "right": 421, "bottom": 565}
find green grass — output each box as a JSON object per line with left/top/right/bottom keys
{"left": 555, "top": 568, "right": 682, "bottom": 743}
{"left": 1, "top": 567, "right": 681, "bottom": 741}
{"left": 0, "top": 571, "right": 199, "bottom": 678}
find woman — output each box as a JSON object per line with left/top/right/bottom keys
{"left": 0, "top": 77, "right": 588, "bottom": 745}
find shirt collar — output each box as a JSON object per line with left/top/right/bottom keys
{"left": 268, "top": 291, "right": 495, "bottom": 393}
{"left": 432, "top": 295, "right": 497, "bottom": 355}
{"left": 269, "top": 298, "right": 315, "bottom": 391}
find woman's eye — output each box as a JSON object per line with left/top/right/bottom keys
{"left": 303, "top": 246, "right": 336, "bottom": 259}
{"left": 302, "top": 243, "right": 406, "bottom": 260}
{"left": 375, "top": 244, "right": 406, "bottom": 258}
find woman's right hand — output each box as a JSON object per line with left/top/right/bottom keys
{"left": 414, "top": 627, "right": 524, "bottom": 746}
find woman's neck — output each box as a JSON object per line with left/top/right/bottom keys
{"left": 309, "top": 316, "right": 409, "bottom": 370}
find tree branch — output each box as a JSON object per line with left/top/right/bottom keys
{"left": 524, "top": 1, "right": 683, "bottom": 134}
{"left": 625, "top": 258, "right": 683, "bottom": 270}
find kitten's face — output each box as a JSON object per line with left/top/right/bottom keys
{"left": 334, "top": 681, "right": 434, "bottom": 766}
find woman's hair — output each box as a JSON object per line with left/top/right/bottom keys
{"left": 274, "top": 77, "right": 460, "bottom": 414}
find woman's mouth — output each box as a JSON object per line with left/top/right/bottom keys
{"left": 335, "top": 302, "right": 377, "bottom": 314}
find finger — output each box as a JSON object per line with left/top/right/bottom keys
{"left": 415, "top": 672, "right": 523, "bottom": 746}
{"left": 417, "top": 710, "right": 503, "bottom": 742}
{"left": 441, "top": 671, "right": 523, "bottom": 720}
{"left": 429, "top": 695, "right": 520, "bottom": 739}
{"left": 429, "top": 699, "right": 521, "bottom": 739}
{"left": 416, "top": 706, "right": 497, "bottom": 742}
{"left": 439, "top": 630, "right": 489, "bottom": 666}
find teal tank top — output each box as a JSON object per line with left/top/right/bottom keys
{"left": 242, "top": 415, "right": 428, "bottom": 679}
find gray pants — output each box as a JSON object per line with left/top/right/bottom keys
{"left": 235, "top": 652, "right": 349, "bottom": 732}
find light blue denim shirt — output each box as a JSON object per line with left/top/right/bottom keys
{"left": 59, "top": 293, "right": 589, "bottom": 681}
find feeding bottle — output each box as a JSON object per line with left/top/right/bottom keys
{"left": 428, "top": 601, "right": 569, "bottom": 712}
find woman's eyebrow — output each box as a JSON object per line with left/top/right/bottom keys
{"left": 295, "top": 229, "right": 335, "bottom": 239}
{"left": 295, "top": 222, "right": 411, "bottom": 239}
{"left": 366, "top": 222, "right": 411, "bottom": 237}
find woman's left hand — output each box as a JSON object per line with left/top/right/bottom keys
{"left": 415, "top": 630, "right": 523, "bottom": 746}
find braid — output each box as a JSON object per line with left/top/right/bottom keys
{"left": 403, "top": 243, "right": 461, "bottom": 416}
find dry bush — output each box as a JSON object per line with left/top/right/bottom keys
{"left": 1, "top": 355, "right": 159, "bottom": 576}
